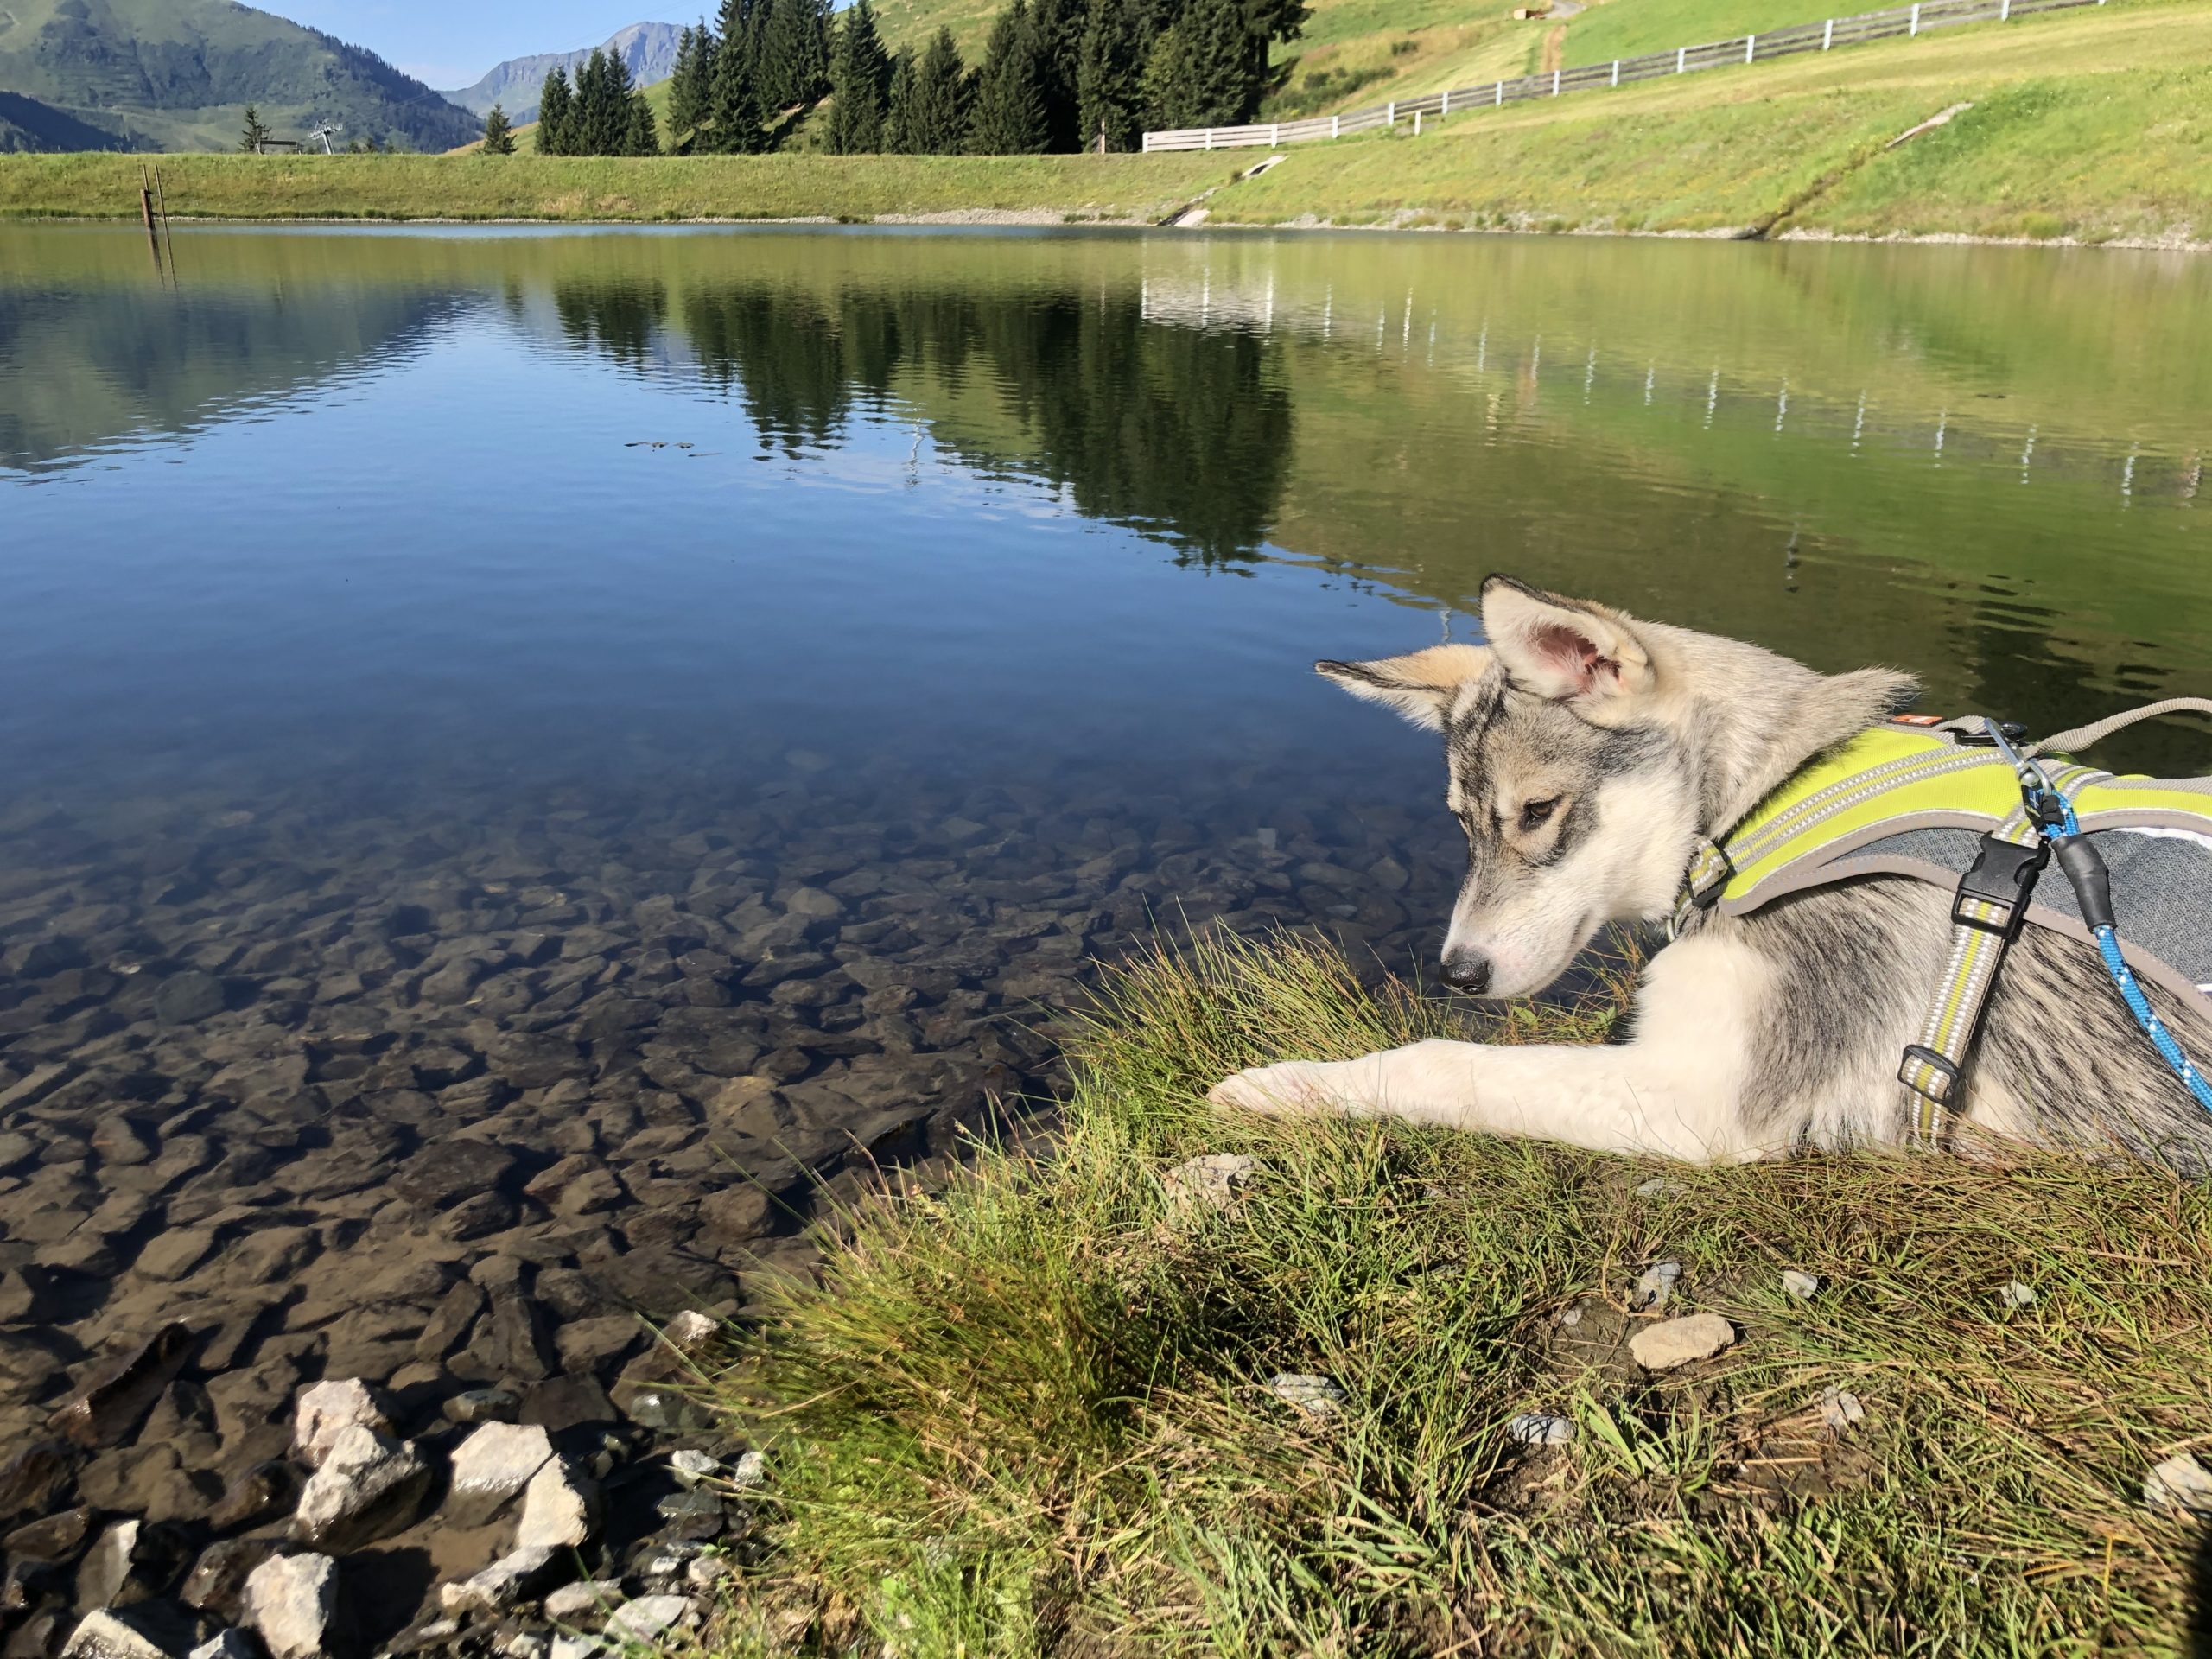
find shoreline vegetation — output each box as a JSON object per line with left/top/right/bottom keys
{"left": 3, "top": 0, "right": 2209, "bottom": 245}
{"left": 696, "top": 929, "right": 2212, "bottom": 1656}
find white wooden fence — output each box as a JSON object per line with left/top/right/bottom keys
{"left": 1141, "top": 0, "right": 2104, "bottom": 151}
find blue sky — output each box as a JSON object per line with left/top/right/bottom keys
{"left": 267, "top": 1, "right": 685, "bottom": 90}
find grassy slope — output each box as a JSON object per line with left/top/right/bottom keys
{"left": 1205, "top": 0, "right": 2212, "bottom": 238}
{"left": 701, "top": 931, "right": 2212, "bottom": 1656}
{"left": 0, "top": 149, "right": 1232, "bottom": 221}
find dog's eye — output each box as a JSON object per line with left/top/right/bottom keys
{"left": 1518, "top": 797, "right": 1561, "bottom": 832}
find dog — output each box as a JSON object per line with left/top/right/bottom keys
{"left": 1209, "top": 575, "right": 2212, "bottom": 1167}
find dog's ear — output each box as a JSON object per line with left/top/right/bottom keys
{"left": 1481, "top": 576, "right": 1654, "bottom": 715}
{"left": 1314, "top": 645, "right": 1491, "bottom": 732}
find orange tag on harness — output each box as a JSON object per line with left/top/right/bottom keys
{"left": 1889, "top": 715, "right": 1946, "bottom": 727}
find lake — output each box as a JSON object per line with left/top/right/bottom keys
{"left": 1, "top": 224, "right": 2207, "bottom": 1480}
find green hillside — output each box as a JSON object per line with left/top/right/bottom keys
{"left": 0, "top": 0, "right": 482, "bottom": 153}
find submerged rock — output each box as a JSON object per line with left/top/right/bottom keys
{"left": 47, "top": 1325, "right": 193, "bottom": 1450}
{"left": 515, "top": 1457, "right": 601, "bottom": 1550}
{"left": 439, "top": 1545, "right": 565, "bottom": 1616}
{"left": 445, "top": 1421, "right": 556, "bottom": 1527}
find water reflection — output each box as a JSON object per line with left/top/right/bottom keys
{"left": 1, "top": 223, "right": 2207, "bottom": 1462}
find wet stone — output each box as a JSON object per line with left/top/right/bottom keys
{"left": 445, "top": 1422, "right": 555, "bottom": 1528}
{"left": 290, "top": 1426, "right": 433, "bottom": 1552}
{"left": 4, "top": 1505, "right": 93, "bottom": 1564}
{"left": 46, "top": 1324, "right": 193, "bottom": 1450}
{"left": 181, "top": 1537, "right": 280, "bottom": 1619}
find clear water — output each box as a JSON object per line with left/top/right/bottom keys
{"left": 0, "top": 223, "right": 2206, "bottom": 1452}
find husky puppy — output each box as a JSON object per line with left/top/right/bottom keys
{"left": 1210, "top": 576, "right": 2212, "bottom": 1166}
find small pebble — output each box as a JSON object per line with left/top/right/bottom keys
{"left": 1255, "top": 827, "right": 1279, "bottom": 852}
{"left": 1999, "top": 1280, "right": 2037, "bottom": 1310}
{"left": 1781, "top": 1270, "right": 1821, "bottom": 1301}
{"left": 2144, "top": 1452, "right": 2212, "bottom": 1516}
{"left": 1506, "top": 1412, "right": 1574, "bottom": 1446}
{"left": 543, "top": 1580, "right": 622, "bottom": 1621}
{"left": 728, "top": 1449, "right": 767, "bottom": 1489}
{"left": 1630, "top": 1260, "right": 1681, "bottom": 1313}
{"left": 668, "top": 1449, "right": 721, "bottom": 1489}
{"left": 1818, "top": 1385, "right": 1865, "bottom": 1433}
{"left": 1557, "top": 1305, "right": 1583, "bottom": 1329}
{"left": 1266, "top": 1373, "right": 1346, "bottom": 1416}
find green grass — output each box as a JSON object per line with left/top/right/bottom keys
{"left": 1560, "top": 0, "right": 1846, "bottom": 69}
{"left": 0, "top": 150, "right": 1232, "bottom": 224}
{"left": 1208, "top": 0, "right": 2212, "bottom": 240}
{"left": 695, "top": 929, "right": 2212, "bottom": 1656}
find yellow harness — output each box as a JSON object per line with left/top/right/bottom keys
{"left": 1675, "top": 704, "right": 2212, "bottom": 1142}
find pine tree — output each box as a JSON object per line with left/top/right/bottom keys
{"left": 882, "top": 46, "right": 917, "bottom": 151}
{"left": 1026, "top": 0, "right": 1085, "bottom": 152}
{"left": 755, "top": 0, "right": 830, "bottom": 126}
{"left": 537, "top": 67, "right": 575, "bottom": 155}
{"left": 906, "top": 28, "right": 969, "bottom": 155}
{"left": 825, "top": 0, "right": 890, "bottom": 154}
{"left": 625, "top": 88, "right": 661, "bottom": 154}
{"left": 709, "top": 0, "right": 766, "bottom": 152}
{"left": 968, "top": 0, "right": 1048, "bottom": 154}
{"left": 1077, "top": 0, "right": 1143, "bottom": 152}
{"left": 239, "top": 105, "right": 272, "bottom": 152}
{"left": 1141, "top": 0, "right": 1249, "bottom": 130}
{"left": 666, "top": 23, "right": 715, "bottom": 149}
{"left": 481, "top": 102, "right": 517, "bottom": 153}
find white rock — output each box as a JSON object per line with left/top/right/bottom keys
{"left": 668, "top": 1448, "right": 720, "bottom": 1489}
{"left": 1265, "top": 1373, "right": 1346, "bottom": 1416}
{"left": 516, "top": 1456, "right": 601, "bottom": 1550}
{"left": 663, "top": 1309, "right": 717, "bottom": 1351}
{"left": 447, "top": 1421, "right": 556, "bottom": 1524}
{"left": 686, "top": 1553, "right": 735, "bottom": 1590}
{"left": 607, "top": 1595, "right": 696, "bottom": 1642}
{"left": 1630, "top": 1261, "right": 1681, "bottom": 1313}
{"left": 1999, "top": 1280, "right": 2037, "bottom": 1310}
{"left": 2144, "top": 1452, "right": 2212, "bottom": 1515}
{"left": 1781, "top": 1270, "right": 1822, "bottom": 1301}
{"left": 550, "top": 1637, "right": 607, "bottom": 1659}
{"left": 1163, "top": 1153, "right": 1261, "bottom": 1212}
{"left": 728, "top": 1449, "right": 767, "bottom": 1489}
{"left": 1634, "top": 1177, "right": 1686, "bottom": 1198}
{"left": 543, "top": 1580, "right": 623, "bottom": 1622}
{"left": 1506, "top": 1412, "right": 1574, "bottom": 1446}
{"left": 1557, "top": 1305, "right": 1583, "bottom": 1329}
{"left": 58, "top": 1612, "right": 170, "bottom": 1659}
{"left": 1628, "top": 1313, "right": 1738, "bottom": 1372}
{"left": 244, "top": 1552, "right": 340, "bottom": 1659}
{"left": 188, "top": 1635, "right": 257, "bottom": 1659}
{"left": 292, "top": 1377, "right": 391, "bottom": 1469}
{"left": 291, "top": 1426, "right": 432, "bottom": 1550}
{"left": 1818, "top": 1385, "right": 1865, "bottom": 1433}
{"left": 439, "top": 1546, "right": 563, "bottom": 1616}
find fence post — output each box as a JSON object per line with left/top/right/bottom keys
{"left": 1414, "top": 110, "right": 1422, "bottom": 135}
{"left": 1205, "top": 130, "right": 1213, "bottom": 149}
{"left": 1388, "top": 101, "right": 1395, "bottom": 125}
{"left": 1677, "top": 45, "right": 1687, "bottom": 71}
{"left": 1496, "top": 79, "right": 1503, "bottom": 104}
{"left": 1142, "top": 132, "right": 1151, "bottom": 152}
{"left": 1552, "top": 67, "right": 1560, "bottom": 94}
{"left": 1823, "top": 16, "right": 1834, "bottom": 46}
{"left": 1441, "top": 89, "right": 1451, "bottom": 114}
{"left": 1909, "top": 1, "right": 1919, "bottom": 30}
{"left": 1999, "top": 0, "right": 2010, "bottom": 16}
{"left": 1271, "top": 123, "right": 1280, "bottom": 144}
{"left": 1611, "top": 59, "right": 1620, "bottom": 84}
{"left": 1745, "top": 33, "right": 1755, "bottom": 60}
{"left": 1332, "top": 113, "right": 1340, "bottom": 137}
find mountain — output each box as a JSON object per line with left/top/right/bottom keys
{"left": 439, "top": 22, "right": 683, "bottom": 125}
{"left": 0, "top": 0, "right": 483, "bottom": 153}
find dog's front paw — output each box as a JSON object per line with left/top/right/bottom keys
{"left": 1207, "top": 1061, "right": 1338, "bottom": 1116}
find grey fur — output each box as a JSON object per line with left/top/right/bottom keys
{"left": 1247, "top": 576, "right": 2212, "bottom": 1171}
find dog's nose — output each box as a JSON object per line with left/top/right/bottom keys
{"left": 1440, "top": 951, "right": 1492, "bottom": 995}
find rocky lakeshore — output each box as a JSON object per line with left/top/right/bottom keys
{"left": 0, "top": 744, "right": 1457, "bottom": 1655}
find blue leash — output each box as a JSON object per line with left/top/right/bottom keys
{"left": 1987, "top": 724, "right": 2212, "bottom": 1115}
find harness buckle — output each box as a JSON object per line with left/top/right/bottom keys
{"left": 1897, "top": 1043, "right": 1960, "bottom": 1105}
{"left": 1949, "top": 833, "right": 2048, "bottom": 938}
{"left": 1955, "top": 718, "right": 2030, "bottom": 749}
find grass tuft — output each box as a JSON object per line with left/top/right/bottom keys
{"left": 705, "top": 930, "right": 2212, "bottom": 1656}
